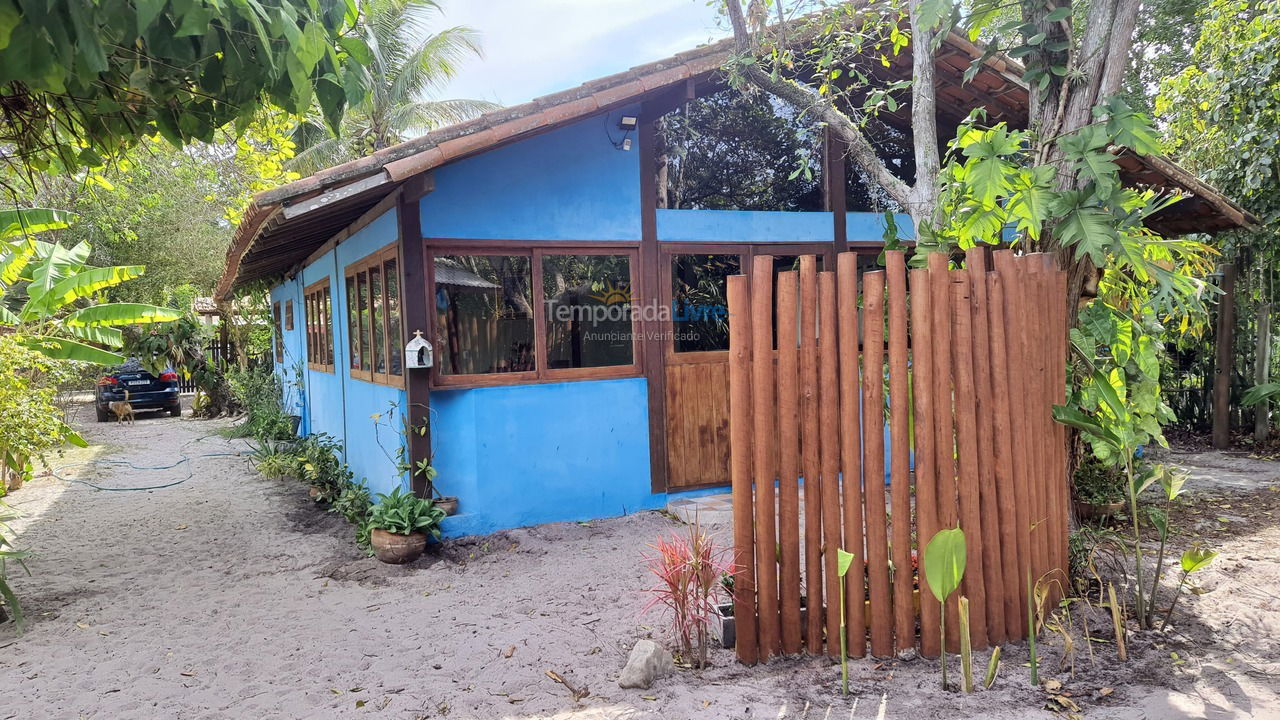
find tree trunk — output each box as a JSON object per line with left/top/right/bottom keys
{"left": 1213, "top": 263, "right": 1237, "bottom": 449}
{"left": 1254, "top": 301, "right": 1272, "bottom": 442}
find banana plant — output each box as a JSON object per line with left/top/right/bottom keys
{"left": 0, "top": 208, "right": 180, "bottom": 364}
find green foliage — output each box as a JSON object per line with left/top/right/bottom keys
{"left": 0, "top": 500, "right": 30, "bottom": 632}
{"left": 1066, "top": 302, "right": 1175, "bottom": 466}
{"left": 226, "top": 366, "right": 295, "bottom": 443}
{"left": 923, "top": 527, "right": 966, "bottom": 690}
{"left": 836, "top": 547, "right": 855, "bottom": 696}
{"left": 123, "top": 315, "right": 209, "bottom": 378}
{"left": 367, "top": 486, "right": 446, "bottom": 539}
{"left": 1073, "top": 455, "right": 1127, "bottom": 505}
{"left": 290, "top": 0, "right": 496, "bottom": 173}
{"left": 0, "top": 0, "right": 365, "bottom": 176}
{"left": 332, "top": 481, "right": 374, "bottom": 552}
{"left": 0, "top": 335, "right": 86, "bottom": 491}
{"left": 296, "top": 433, "right": 352, "bottom": 503}
{"left": 0, "top": 214, "right": 180, "bottom": 364}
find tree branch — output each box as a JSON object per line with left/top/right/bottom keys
{"left": 723, "top": 0, "right": 915, "bottom": 211}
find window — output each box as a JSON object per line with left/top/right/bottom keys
{"left": 272, "top": 301, "right": 283, "bottom": 363}
{"left": 656, "top": 90, "right": 823, "bottom": 212}
{"left": 345, "top": 244, "right": 404, "bottom": 386}
{"left": 284, "top": 300, "right": 294, "bottom": 331}
{"left": 304, "top": 279, "right": 334, "bottom": 373}
{"left": 431, "top": 247, "right": 639, "bottom": 386}
{"left": 670, "top": 253, "right": 739, "bottom": 353}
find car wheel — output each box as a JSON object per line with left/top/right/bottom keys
{"left": 170, "top": 404, "right": 182, "bottom": 417}
{"left": 96, "top": 407, "right": 110, "bottom": 422}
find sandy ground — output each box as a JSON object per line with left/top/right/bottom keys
{"left": 1, "top": 404, "right": 1278, "bottom": 719}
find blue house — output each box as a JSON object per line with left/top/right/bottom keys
{"left": 219, "top": 36, "right": 1247, "bottom": 537}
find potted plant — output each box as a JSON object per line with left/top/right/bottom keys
{"left": 367, "top": 487, "right": 446, "bottom": 564}
{"left": 1073, "top": 455, "right": 1127, "bottom": 519}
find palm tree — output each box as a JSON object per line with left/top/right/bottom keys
{"left": 290, "top": 0, "right": 499, "bottom": 173}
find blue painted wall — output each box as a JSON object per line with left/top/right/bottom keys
{"left": 846, "top": 211, "right": 914, "bottom": 243}
{"left": 657, "top": 208, "right": 834, "bottom": 243}
{"left": 432, "top": 379, "right": 661, "bottom": 537}
{"left": 421, "top": 108, "right": 642, "bottom": 241}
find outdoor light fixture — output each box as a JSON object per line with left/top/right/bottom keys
{"left": 618, "top": 115, "right": 637, "bottom": 130}
{"left": 621, "top": 138, "right": 632, "bottom": 151}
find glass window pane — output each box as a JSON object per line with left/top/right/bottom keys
{"left": 346, "top": 276, "right": 359, "bottom": 370}
{"left": 671, "top": 254, "right": 738, "bottom": 353}
{"left": 357, "top": 271, "right": 370, "bottom": 371}
{"left": 543, "top": 254, "right": 634, "bottom": 369}
{"left": 385, "top": 258, "right": 402, "bottom": 375}
{"left": 370, "top": 265, "right": 386, "bottom": 375}
{"left": 324, "top": 287, "right": 333, "bottom": 366}
{"left": 434, "top": 255, "right": 534, "bottom": 376}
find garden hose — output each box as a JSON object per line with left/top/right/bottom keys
{"left": 48, "top": 432, "right": 247, "bottom": 492}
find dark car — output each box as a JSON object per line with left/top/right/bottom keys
{"left": 95, "top": 359, "right": 181, "bottom": 422}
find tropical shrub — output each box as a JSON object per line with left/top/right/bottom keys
{"left": 332, "top": 482, "right": 375, "bottom": 553}
{"left": 0, "top": 501, "right": 30, "bottom": 632}
{"left": 226, "top": 366, "right": 295, "bottom": 443}
{"left": 641, "top": 519, "right": 733, "bottom": 669}
{"left": 296, "top": 433, "right": 352, "bottom": 502}
{"left": 1073, "top": 455, "right": 1127, "bottom": 506}
{"left": 0, "top": 335, "right": 87, "bottom": 492}
{"left": 367, "top": 487, "right": 446, "bottom": 539}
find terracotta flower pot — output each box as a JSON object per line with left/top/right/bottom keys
{"left": 435, "top": 496, "right": 459, "bottom": 516}
{"left": 1075, "top": 499, "right": 1125, "bottom": 520}
{"left": 370, "top": 528, "right": 427, "bottom": 564}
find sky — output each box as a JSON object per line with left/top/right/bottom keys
{"left": 436, "top": 0, "right": 729, "bottom": 106}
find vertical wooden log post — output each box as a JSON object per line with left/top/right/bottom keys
{"left": 862, "top": 270, "right": 893, "bottom": 657}
{"left": 800, "top": 257, "right": 824, "bottom": 654}
{"left": 776, "top": 271, "right": 803, "bottom": 655}
{"left": 950, "top": 273, "right": 989, "bottom": 650}
{"left": 1212, "top": 263, "right": 1236, "bottom": 449}
{"left": 837, "top": 253, "right": 866, "bottom": 658}
{"left": 965, "top": 249, "right": 1008, "bottom": 645}
{"left": 727, "top": 275, "right": 759, "bottom": 665}
{"left": 984, "top": 273, "right": 1025, "bottom": 639}
{"left": 909, "top": 266, "right": 941, "bottom": 657}
{"left": 818, "top": 270, "right": 844, "bottom": 656}
{"left": 885, "top": 251, "right": 915, "bottom": 652}
{"left": 750, "top": 256, "right": 780, "bottom": 659}
{"left": 927, "top": 252, "right": 960, "bottom": 650}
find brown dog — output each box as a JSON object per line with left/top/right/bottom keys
{"left": 109, "top": 390, "right": 135, "bottom": 425}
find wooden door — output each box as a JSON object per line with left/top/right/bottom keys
{"left": 660, "top": 245, "right": 835, "bottom": 490}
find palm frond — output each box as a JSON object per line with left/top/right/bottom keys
{"left": 389, "top": 99, "right": 501, "bottom": 136}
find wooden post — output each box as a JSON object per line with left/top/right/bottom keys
{"left": 950, "top": 273, "right": 989, "bottom": 650}
{"left": 824, "top": 128, "right": 848, "bottom": 252}
{"left": 1255, "top": 301, "right": 1272, "bottom": 443}
{"left": 818, "top": 270, "right": 843, "bottom": 657}
{"left": 776, "top": 271, "right": 803, "bottom": 655}
{"left": 837, "top": 252, "right": 866, "bottom": 658}
{"left": 397, "top": 182, "right": 433, "bottom": 496}
{"left": 862, "top": 270, "right": 893, "bottom": 657}
{"left": 1213, "top": 263, "right": 1237, "bottom": 449}
{"left": 727, "top": 275, "right": 759, "bottom": 665}
{"left": 750, "top": 256, "right": 781, "bottom": 659}
{"left": 909, "top": 266, "right": 940, "bottom": 657}
{"left": 927, "top": 252, "right": 959, "bottom": 651}
{"left": 799, "top": 256, "right": 824, "bottom": 654}
{"left": 885, "top": 251, "right": 914, "bottom": 652}
{"left": 984, "top": 273, "right": 1025, "bottom": 639}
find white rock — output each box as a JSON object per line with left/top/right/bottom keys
{"left": 618, "top": 639, "right": 674, "bottom": 689}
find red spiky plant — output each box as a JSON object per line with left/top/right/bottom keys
{"left": 641, "top": 517, "right": 733, "bottom": 669}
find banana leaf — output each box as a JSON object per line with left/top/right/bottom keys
{"left": 22, "top": 265, "right": 146, "bottom": 320}
{"left": 62, "top": 302, "right": 179, "bottom": 328}
{"left": 19, "top": 336, "right": 124, "bottom": 365}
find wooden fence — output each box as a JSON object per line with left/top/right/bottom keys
{"left": 727, "top": 249, "right": 1068, "bottom": 663}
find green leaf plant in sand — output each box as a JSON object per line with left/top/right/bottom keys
{"left": 922, "top": 527, "right": 967, "bottom": 691}
{"left": 1054, "top": 376, "right": 1214, "bottom": 633}
{"left": 836, "top": 548, "right": 855, "bottom": 696}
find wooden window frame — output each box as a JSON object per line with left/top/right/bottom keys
{"left": 344, "top": 243, "right": 404, "bottom": 388}
{"left": 284, "top": 299, "right": 294, "bottom": 331}
{"left": 304, "top": 278, "right": 335, "bottom": 374}
{"left": 426, "top": 242, "right": 643, "bottom": 390}
{"left": 271, "top": 300, "right": 283, "bottom": 363}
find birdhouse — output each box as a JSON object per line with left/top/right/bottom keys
{"left": 405, "top": 330, "right": 433, "bottom": 370}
